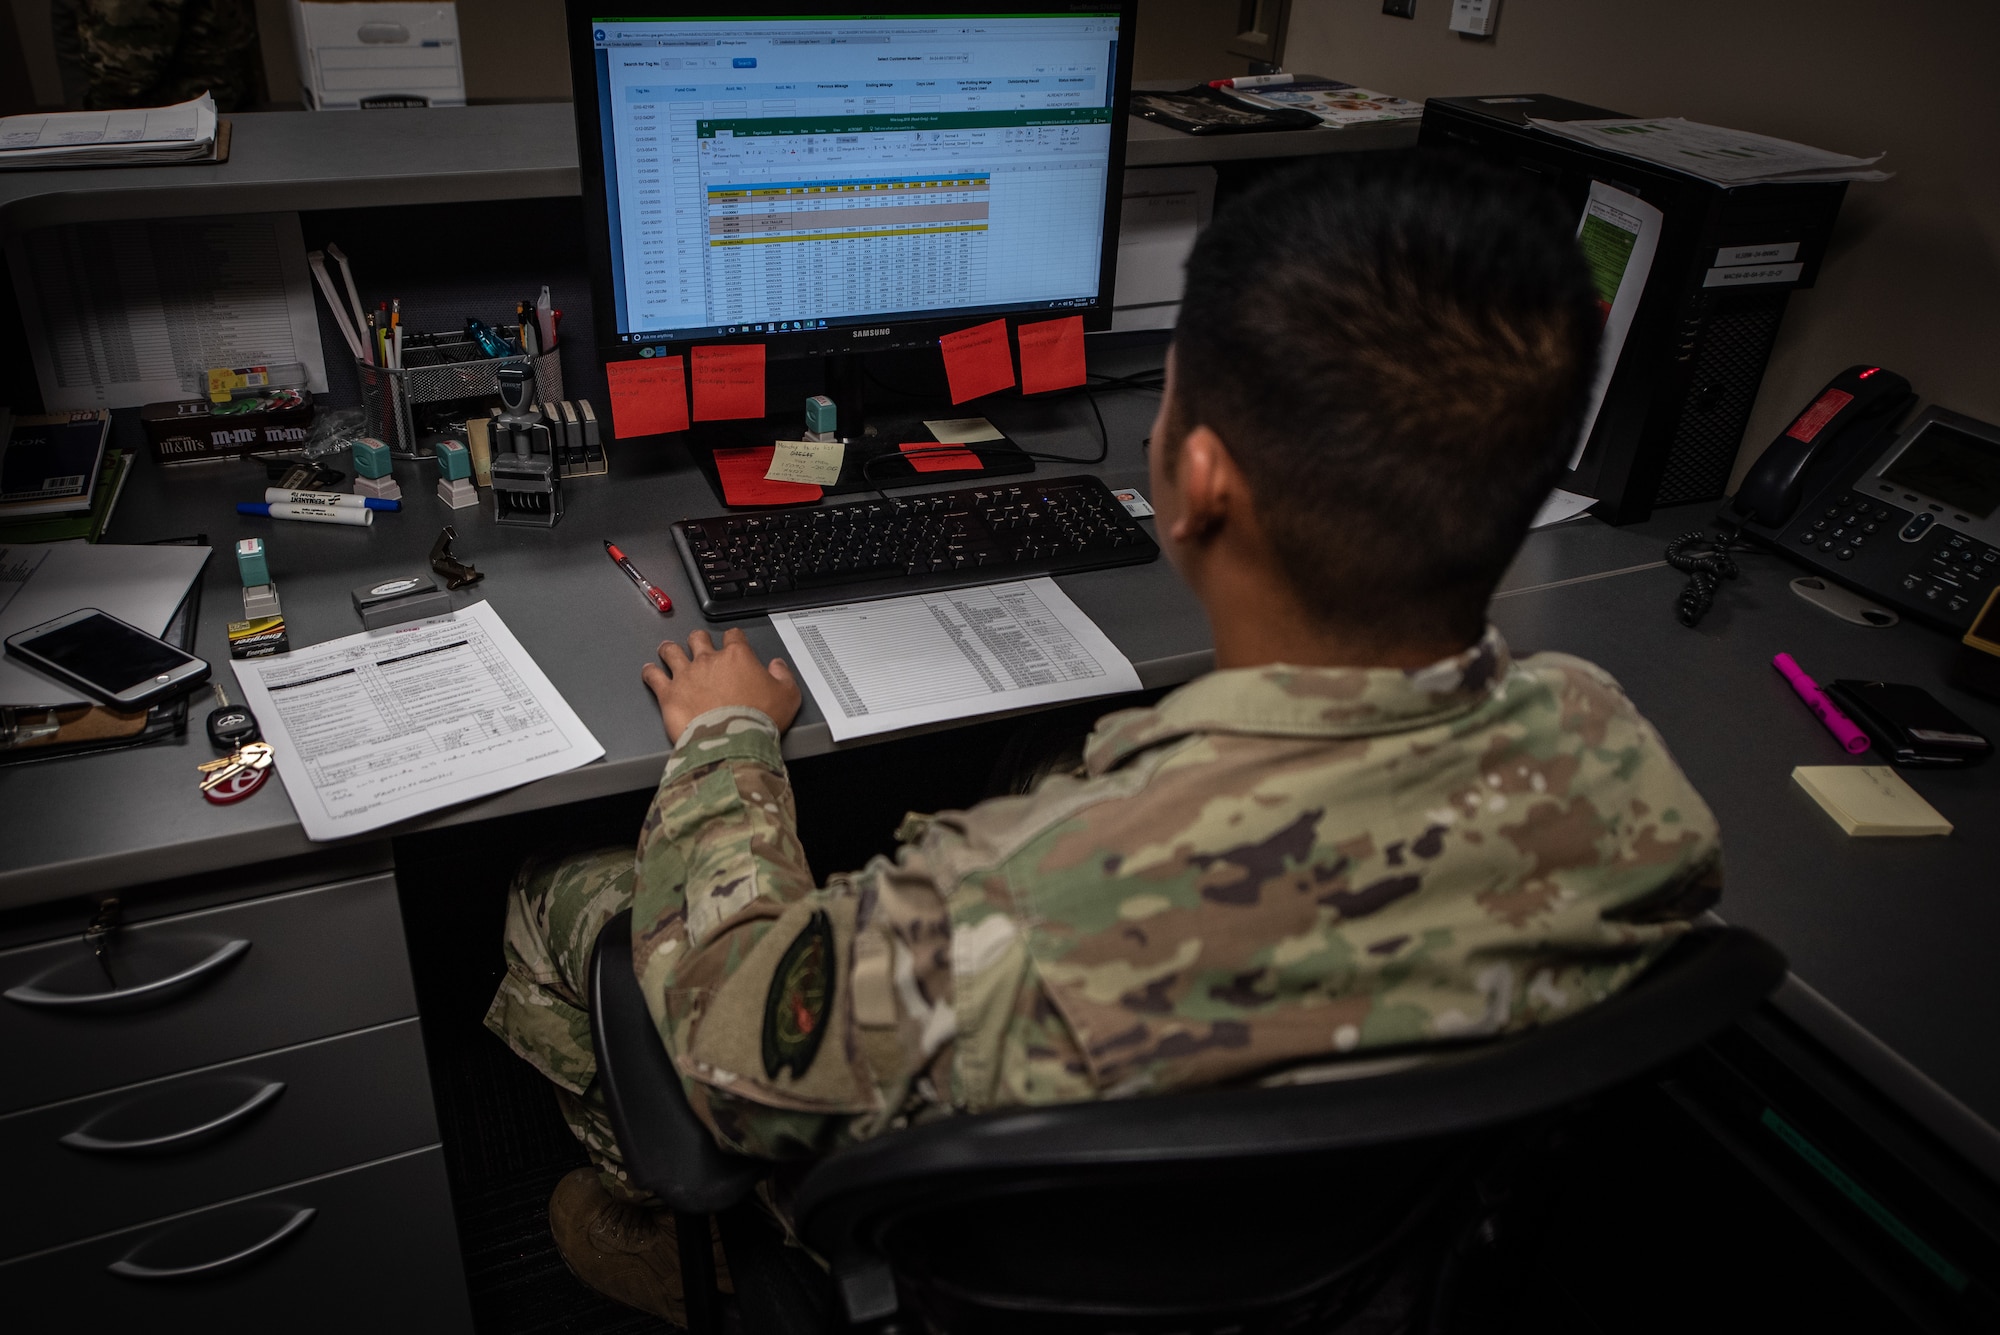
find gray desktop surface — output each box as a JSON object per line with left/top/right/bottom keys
{"left": 4, "top": 395, "right": 1996, "bottom": 1180}
{"left": 0, "top": 383, "right": 1195, "bottom": 907}
{"left": 0, "top": 103, "right": 1419, "bottom": 240}
{"left": 1489, "top": 513, "right": 2000, "bottom": 1182}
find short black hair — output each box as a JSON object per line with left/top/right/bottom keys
{"left": 1168, "top": 151, "right": 1601, "bottom": 647}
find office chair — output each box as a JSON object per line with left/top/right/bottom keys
{"left": 589, "top": 910, "right": 1786, "bottom": 1334}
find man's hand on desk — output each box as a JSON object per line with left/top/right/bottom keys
{"left": 643, "top": 628, "right": 802, "bottom": 744}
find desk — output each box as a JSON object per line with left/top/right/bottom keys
{"left": 6, "top": 376, "right": 1998, "bottom": 1159}
{"left": 3, "top": 103, "right": 1995, "bottom": 1322}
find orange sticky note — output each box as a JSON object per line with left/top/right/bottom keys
{"left": 714, "top": 445, "right": 821, "bottom": 506}
{"left": 1017, "top": 315, "right": 1086, "bottom": 394}
{"left": 691, "top": 344, "right": 767, "bottom": 421}
{"left": 603, "top": 356, "right": 688, "bottom": 437}
{"left": 938, "top": 319, "right": 1014, "bottom": 404}
{"left": 900, "top": 442, "right": 983, "bottom": 474}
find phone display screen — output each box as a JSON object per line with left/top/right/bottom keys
{"left": 21, "top": 615, "right": 194, "bottom": 694}
{"left": 1880, "top": 423, "right": 2000, "bottom": 519}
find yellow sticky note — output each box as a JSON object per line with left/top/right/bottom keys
{"left": 922, "top": 416, "right": 1005, "bottom": 444}
{"left": 765, "top": 439, "right": 845, "bottom": 486}
{"left": 1792, "top": 766, "right": 1952, "bottom": 837}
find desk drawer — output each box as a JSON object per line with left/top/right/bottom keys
{"left": 0, "top": 874, "right": 415, "bottom": 1114}
{"left": 0, "top": 1018, "right": 437, "bottom": 1262}
{"left": 0, "top": 1146, "right": 470, "bottom": 1331}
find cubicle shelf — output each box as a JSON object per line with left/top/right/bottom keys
{"left": 0, "top": 102, "right": 1418, "bottom": 238}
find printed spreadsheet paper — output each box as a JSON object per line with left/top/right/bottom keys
{"left": 6, "top": 212, "right": 329, "bottom": 411}
{"left": 231, "top": 600, "right": 604, "bottom": 841}
{"left": 769, "top": 577, "right": 1142, "bottom": 742}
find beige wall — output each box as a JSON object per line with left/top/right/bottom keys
{"left": 1134, "top": 0, "right": 1254, "bottom": 82}
{"left": 1286, "top": 0, "right": 2000, "bottom": 485}
{"left": 254, "top": 0, "right": 1246, "bottom": 107}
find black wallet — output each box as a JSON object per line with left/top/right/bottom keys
{"left": 1825, "top": 680, "right": 1992, "bottom": 768}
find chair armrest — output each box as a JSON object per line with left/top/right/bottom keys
{"left": 587, "top": 909, "right": 764, "bottom": 1214}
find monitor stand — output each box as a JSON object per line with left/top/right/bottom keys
{"left": 683, "top": 350, "right": 1035, "bottom": 509}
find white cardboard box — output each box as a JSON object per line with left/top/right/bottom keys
{"left": 292, "top": 1, "right": 466, "bottom": 110}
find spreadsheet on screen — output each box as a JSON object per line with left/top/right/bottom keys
{"left": 589, "top": 12, "right": 1120, "bottom": 343}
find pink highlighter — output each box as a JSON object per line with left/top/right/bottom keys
{"left": 1772, "top": 653, "right": 1872, "bottom": 755}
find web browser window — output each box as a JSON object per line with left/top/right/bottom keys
{"left": 589, "top": 12, "right": 1120, "bottom": 343}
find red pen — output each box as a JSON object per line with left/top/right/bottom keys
{"left": 604, "top": 540, "right": 672, "bottom": 613}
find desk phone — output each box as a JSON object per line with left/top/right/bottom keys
{"left": 1729, "top": 368, "right": 2000, "bottom": 635}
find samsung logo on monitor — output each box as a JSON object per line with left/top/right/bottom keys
{"left": 850, "top": 327, "right": 890, "bottom": 338}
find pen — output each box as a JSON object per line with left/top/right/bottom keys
{"left": 604, "top": 540, "right": 672, "bottom": 613}
{"left": 1772, "top": 652, "right": 1871, "bottom": 754}
{"left": 1209, "top": 73, "right": 1294, "bottom": 90}
{"left": 238, "top": 501, "right": 374, "bottom": 527}
{"left": 264, "top": 488, "right": 400, "bottom": 511}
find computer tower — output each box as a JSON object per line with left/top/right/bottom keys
{"left": 1419, "top": 95, "right": 1850, "bottom": 524}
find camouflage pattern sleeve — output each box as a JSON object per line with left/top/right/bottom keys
{"left": 630, "top": 706, "right": 955, "bottom": 1159}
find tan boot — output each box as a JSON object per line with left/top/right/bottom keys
{"left": 548, "top": 1167, "right": 731, "bottom": 1322}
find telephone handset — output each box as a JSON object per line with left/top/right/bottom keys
{"left": 1725, "top": 365, "right": 1915, "bottom": 527}
{"left": 1722, "top": 366, "right": 2000, "bottom": 636}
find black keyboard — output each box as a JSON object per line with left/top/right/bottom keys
{"left": 671, "top": 474, "right": 1159, "bottom": 619}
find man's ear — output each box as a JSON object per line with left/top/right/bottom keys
{"left": 1169, "top": 424, "right": 1241, "bottom": 547}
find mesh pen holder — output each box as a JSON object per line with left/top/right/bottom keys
{"left": 356, "top": 325, "right": 564, "bottom": 459}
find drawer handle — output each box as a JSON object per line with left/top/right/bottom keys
{"left": 3, "top": 938, "right": 250, "bottom": 1012}
{"left": 61, "top": 1079, "right": 286, "bottom": 1155}
{"left": 108, "top": 1206, "right": 316, "bottom": 1281}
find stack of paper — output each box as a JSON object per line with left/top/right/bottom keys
{"left": 1793, "top": 766, "right": 1952, "bottom": 837}
{"left": 1527, "top": 117, "right": 1889, "bottom": 186}
{"left": 0, "top": 95, "right": 218, "bottom": 171}
{"left": 1230, "top": 78, "right": 1423, "bottom": 127}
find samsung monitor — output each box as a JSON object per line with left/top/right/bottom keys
{"left": 567, "top": 2, "right": 1137, "bottom": 365}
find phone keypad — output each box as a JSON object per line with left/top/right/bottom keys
{"left": 1902, "top": 531, "right": 2000, "bottom": 614}
{"left": 1803, "top": 499, "right": 1893, "bottom": 562}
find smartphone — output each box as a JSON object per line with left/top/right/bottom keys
{"left": 1824, "top": 679, "right": 1992, "bottom": 768}
{"left": 5, "top": 608, "right": 211, "bottom": 709}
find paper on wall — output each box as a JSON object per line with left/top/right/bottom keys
{"left": 1568, "top": 182, "right": 1663, "bottom": 471}
{"left": 6, "top": 213, "right": 328, "bottom": 412}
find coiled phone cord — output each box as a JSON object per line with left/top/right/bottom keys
{"left": 1665, "top": 527, "right": 1744, "bottom": 628}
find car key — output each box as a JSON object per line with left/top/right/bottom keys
{"left": 206, "top": 682, "right": 261, "bottom": 750}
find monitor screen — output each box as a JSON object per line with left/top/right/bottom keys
{"left": 575, "top": 5, "right": 1130, "bottom": 351}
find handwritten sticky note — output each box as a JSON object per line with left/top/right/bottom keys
{"left": 604, "top": 356, "right": 688, "bottom": 437}
{"left": 691, "top": 344, "right": 767, "bottom": 421}
{"left": 938, "top": 319, "right": 1014, "bottom": 404}
{"left": 766, "top": 439, "right": 846, "bottom": 486}
{"left": 900, "top": 441, "right": 984, "bottom": 474}
{"left": 923, "top": 416, "right": 1006, "bottom": 444}
{"left": 1017, "top": 315, "right": 1086, "bottom": 394}
{"left": 715, "top": 445, "right": 821, "bottom": 506}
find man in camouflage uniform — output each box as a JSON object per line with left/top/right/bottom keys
{"left": 486, "top": 153, "right": 1723, "bottom": 1317}
{"left": 55, "top": 0, "right": 260, "bottom": 112}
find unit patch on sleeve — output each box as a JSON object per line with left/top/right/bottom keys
{"left": 762, "top": 909, "right": 835, "bottom": 1079}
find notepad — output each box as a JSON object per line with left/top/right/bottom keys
{"left": 1792, "top": 766, "right": 1953, "bottom": 837}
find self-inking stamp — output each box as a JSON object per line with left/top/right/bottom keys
{"left": 490, "top": 363, "right": 562, "bottom": 527}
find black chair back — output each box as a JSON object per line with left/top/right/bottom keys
{"left": 793, "top": 926, "right": 1787, "bottom": 1333}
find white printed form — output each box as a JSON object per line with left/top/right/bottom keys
{"left": 769, "top": 577, "right": 1141, "bottom": 742}
{"left": 232, "top": 600, "right": 603, "bottom": 841}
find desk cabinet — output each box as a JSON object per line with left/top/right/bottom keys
{"left": 0, "top": 871, "right": 470, "bottom": 1327}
